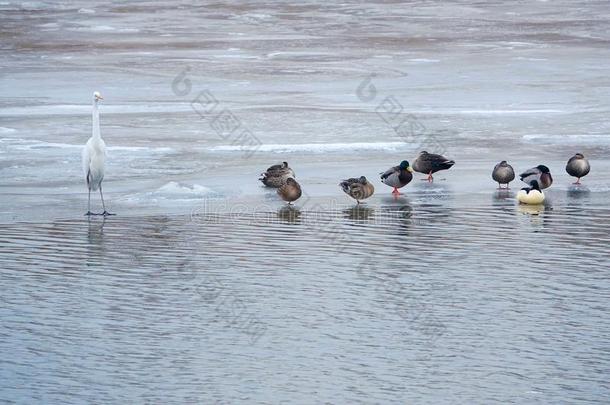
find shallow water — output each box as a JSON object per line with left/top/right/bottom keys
{"left": 1, "top": 0, "right": 610, "bottom": 403}
{"left": 1, "top": 200, "right": 609, "bottom": 403}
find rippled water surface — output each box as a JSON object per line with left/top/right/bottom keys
{"left": 2, "top": 198, "right": 610, "bottom": 403}
{"left": 1, "top": 0, "right": 610, "bottom": 403}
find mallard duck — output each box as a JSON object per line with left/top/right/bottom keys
{"left": 517, "top": 180, "right": 545, "bottom": 205}
{"left": 412, "top": 151, "right": 455, "bottom": 182}
{"left": 566, "top": 153, "right": 590, "bottom": 184}
{"left": 259, "top": 161, "right": 295, "bottom": 188}
{"left": 340, "top": 176, "right": 375, "bottom": 203}
{"left": 519, "top": 165, "right": 552, "bottom": 189}
{"left": 277, "top": 177, "right": 302, "bottom": 204}
{"left": 492, "top": 160, "right": 515, "bottom": 189}
{"left": 380, "top": 160, "right": 413, "bottom": 195}
{"left": 260, "top": 174, "right": 288, "bottom": 188}
{"left": 265, "top": 161, "right": 294, "bottom": 176}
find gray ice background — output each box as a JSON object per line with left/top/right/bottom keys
{"left": 1, "top": 1, "right": 609, "bottom": 404}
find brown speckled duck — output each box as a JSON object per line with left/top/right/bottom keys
{"left": 340, "top": 176, "right": 375, "bottom": 203}
{"left": 277, "top": 177, "right": 302, "bottom": 204}
{"left": 259, "top": 162, "right": 295, "bottom": 188}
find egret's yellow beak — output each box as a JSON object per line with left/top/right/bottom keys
{"left": 407, "top": 167, "right": 414, "bottom": 173}
{"left": 97, "top": 95, "right": 104, "bottom": 100}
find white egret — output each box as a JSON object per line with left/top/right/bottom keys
{"left": 82, "top": 91, "right": 113, "bottom": 216}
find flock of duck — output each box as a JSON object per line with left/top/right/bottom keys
{"left": 83, "top": 91, "right": 591, "bottom": 215}
{"left": 260, "top": 152, "right": 591, "bottom": 206}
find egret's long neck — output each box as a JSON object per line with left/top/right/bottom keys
{"left": 92, "top": 100, "right": 101, "bottom": 140}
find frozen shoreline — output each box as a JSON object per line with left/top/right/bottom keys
{"left": 1, "top": 153, "right": 607, "bottom": 223}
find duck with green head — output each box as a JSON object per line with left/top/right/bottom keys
{"left": 380, "top": 160, "right": 413, "bottom": 195}
{"left": 520, "top": 165, "right": 552, "bottom": 189}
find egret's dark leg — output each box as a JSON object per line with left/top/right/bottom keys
{"left": 99, "top": 185, "right": 115, "bottom": 216}
{"left": 100, "top": 185, "right": 106, "bottom": 212}
{"left": 85, "top": 188, "right": 93, "bottom": 216}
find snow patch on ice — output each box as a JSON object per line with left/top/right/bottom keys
{"left": 155, "top": 182, "right": 216, "bottom": 197}
{"left": 122, "top": 182, "right": 219, "bottom": 204}
{"left": 207, "top": 142, "right": 411, "bottom": 154}
{"left": 522, "top": 134, "right": 610, "bottom": 145}
{"left": 1, "top": 138, "right": 173, "bottom": 153}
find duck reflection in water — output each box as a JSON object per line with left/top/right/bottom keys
{"left": 380, "top": 195, "right": 410, "bottom": 206}
{"left": 277, "top": 205, "right": 301, "bottom": 223}
{"left": 343, "top": 206, "right": 375, "bottom": 221}
{"left": 492, "top": 189, "right": 515, "bottom": 207}
{"left": 378, "top": 201, "right": 413, "bottom": 234}
{"left": 518, "top": 204, "right": 545, "bottom": 216}
{"left": 567, "top": 185, "right": 591, "bottom": 199}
